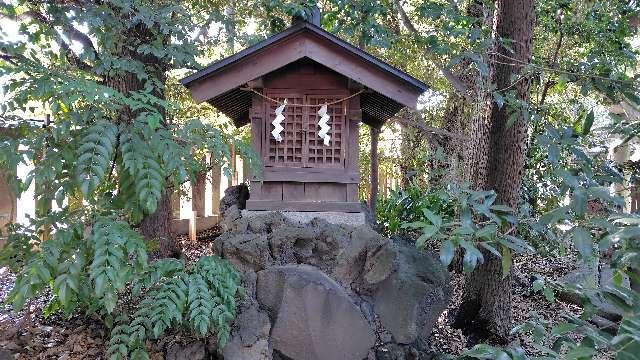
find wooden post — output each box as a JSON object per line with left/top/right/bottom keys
{"left": 211, "top": 156, "right": 221, "bottom": 216}
{"left": 191, "top": 170, "right": 207, "bottom": 218}
{"left": 369, "top": 126, "right": 380, "bottom": 219}
{"left": 228, "top": 143, "right": 237, "bottom": 187}
{"left": 189, "top": 211, "right": 198, "bottom": 242}
{"left": 0, "top": 170, "right": 16, "bottom": 243}
{"left": 171, "top": 188, "right": 181, "bottom": 219}
{"left": 242, "top": 156, "right": 250, "bottom": 184}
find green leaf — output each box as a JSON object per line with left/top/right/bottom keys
{"left": 572, "top": 227, "right": 593, "bottom": 258}
{"left": 498, "top": 235, "right": 534, "bottom": 254}
{"left": 532, "top": 278, "right": 545, "bottom": 292}
{"left": 565, "top": 345, "right": 595, "bottom": 360}
{"left": 543, "top": 286, "right": 555, "bottom": 303}
{"left": 582, "top": 110, "right": 595, "bottom": 136}
{"left": 501, "top": 246, "right": 512, "bottom": 277}
{"left": 493, "top": 92, "right": 504, "bottom": 109}
{"left": 476, "top": 224, "right": 498, "bottom": 241}
{"left": 421, "top": 208, "right": 443, "bottom": 228}
{"left": 75, "top": 122, "right": 118, "bottom": 196}
{"left": 551, "top": 322, "right": 578, "bottom": 336}
{"left": 439, "top": 240, "right": 455, "bottom": 266}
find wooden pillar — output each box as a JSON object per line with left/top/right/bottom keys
{"left": 228, "top": 143, "right": 237, "bottom": 187}
{"left": 191, "top": 170, "right": 207, "bottom": 218}
{"left": 242, "top": 156, "right": 250, "bottom": 184}
{"left": 369, "top": 126, "right": 381, "bottom": 219}
{"left": 211, "top": 158, "right": 221, "bottom": 216}
{"left": 171, "top": 188, "right": 181, "bottom": 219}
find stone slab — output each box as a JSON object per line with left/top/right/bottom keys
{"left": 242, "top": 210, "right": 365, "bottom": 227}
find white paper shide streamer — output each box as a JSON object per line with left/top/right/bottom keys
{"left": 271, "top": 99, "right": 286, "bottom": 142}
{"left": 317, "top": 104, "right": 331, "bottom": 146}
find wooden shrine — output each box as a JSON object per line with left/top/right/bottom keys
{"left": 181, "top": 18, "right": 426, "bottom": 212}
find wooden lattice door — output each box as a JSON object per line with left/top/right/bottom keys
{"left": 264, "top": 93, "right": 305, "bottom": 166}
{"left": 305, "top": 95, "right": 347, "bottom": 169}
{"left": 264, "top": 92, "right": 347, "bottom": 169}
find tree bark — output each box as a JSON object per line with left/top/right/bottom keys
{"left": 454, "top": 0, "right": 535, "bottom": 342}
{"left": 433, "top": 0, "right": 487, "bottom": 186}
{"left": 140, "top": 190, "right": 180, "bottom": 258}
{"left": 101, "top": 16, "right": 178, "bottom": 257}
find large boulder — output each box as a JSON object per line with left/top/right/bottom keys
{"left": 372, "top": 240, "right": 451, "bottom": 346}
{"left": 212, "top": 204, "right": 452, "bottom": 359}
{"left": 257, "top": 265, "right": 375, "bottom": 360}
{"left": 219, "top": 233, "right": 272, "bottom": 272}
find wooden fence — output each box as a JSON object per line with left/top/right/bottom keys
{"left": 0, "top": 153, "right": 408, "bottom": 241}
{"left": 359, "top": 164, "right": 402, "bottom": 202}
{"left": 171, "top": 153, "right": 249, "bottom": 241}
{"left": 0, "top": 153, "right": 249, "bottom": 242}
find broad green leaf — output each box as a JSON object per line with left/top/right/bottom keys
{"left": 551, "top": 322, "right": 578, "bottom": 335}
{"left": 582, "top": 110, "right": 594, "bottom": 135}
{"left": 571, "top": 227, "right": 593, "bottom": 257}
{"left": 565, "top": 345, "right": 595, "bottom": 360}
{"left": 501, "top": 246, "right": 512, "bottom": 277}
{"left": 440, "top": 240, "right": 455, "bottom": 266}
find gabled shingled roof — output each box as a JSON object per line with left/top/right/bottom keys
{"left": 180, "top": 21, "right": 427, "bottom": 127}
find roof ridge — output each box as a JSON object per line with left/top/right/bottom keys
{"left": 180, "top": 22, "right": 427, "bottom": 92}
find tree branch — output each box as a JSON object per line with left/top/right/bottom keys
{"left": 538, "top": 31, "right": 564, "bottom": 107}
{"left": 393, "top": 0, "right": 473, "bottom": 101}
{"left": 393, "top": 0, "right": 417, "bottom": 33}
{"left": 0, "top": 53, "right": 19, "bottom": 66}
{"left": 390, "top": 115, "right": 468, "bottom": 140}
{"left": 2, "top": 8, "right": 95, "bottom": 72}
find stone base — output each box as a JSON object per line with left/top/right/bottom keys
{"left": 241, "top": 210, "right": 365, "bottom": 227}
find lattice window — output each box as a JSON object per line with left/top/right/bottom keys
{"left": 265, "top": 94, "right": 304, "bottom": 165}
{"left": 263, "top": 92, "right": 347, "bottom": 169}
{"left": 306, "top": 95, "right": 346, "bottom": 168}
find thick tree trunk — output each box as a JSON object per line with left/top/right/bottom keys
{"left": 102, "top": 21, "right": 179, "bottom": 257}
{"left": 140, "top": 190, "right": 180, "bottom": 258}
{"left": 454, "top": 0, "right": 534, "bottom": 342}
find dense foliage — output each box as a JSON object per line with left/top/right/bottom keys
{"left": 0, "top": 0, "right": 252, "bottom": 357}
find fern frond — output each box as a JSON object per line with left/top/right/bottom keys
{"left": 90, "top": 217, "right": 147, "bottom": 313}
{"left": 76, "top": 121, "right": 118, "bottom": 196}
{"left": 107, "top": 321, "right": 130, "bottom": 360}
{"left": 187, "top": 273, "right": 214, "bottom": 337}
{"left": 120, "top": 130, "right": 165, "bottom": 214}
{"left": 133, "top": 274, "right": 188, "bottom": 339}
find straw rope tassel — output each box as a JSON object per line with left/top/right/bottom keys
{"left": 317, "top": 104, "right": 331, "bottom": 146}
{"left": 272, "top": 99, "right": 286, "bottom": 142}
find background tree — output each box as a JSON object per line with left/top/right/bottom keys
{"left": 454, "top": 0, "right": 535, "bottom": 340}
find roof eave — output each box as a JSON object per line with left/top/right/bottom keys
{"left": 179, "top": 22, "right": 427, "bottom": 94}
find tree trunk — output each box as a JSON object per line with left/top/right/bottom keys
{"left": 140, "top": 190, "right": 180, "bottom": 258}
{"left": 102, "top": 20, "right": 178, "bottom": 257}
{"left": 454, "top": 0, "right": 535, "bottom": 342}
{"left": 224, "top": 3, "right": 236, "bottom": 54}
{"left": 433, "top": 0, "right": 487, "bottom": 186}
